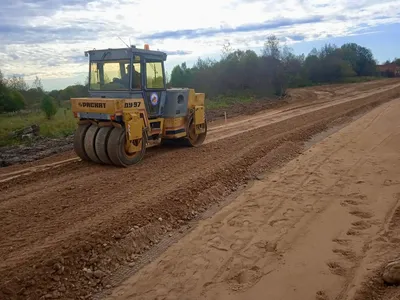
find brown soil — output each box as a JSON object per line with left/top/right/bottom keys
{"left": 104, "top": 92, "right": 400, "bottom": 300}
{"left": 1, "top": 78, "right": 400, "bottom": 300}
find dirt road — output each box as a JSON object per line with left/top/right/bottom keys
{"left": 0, "top": 78, "right": 397, "bottom": 172}
{"left": 1, "top": 79, "right": 400, "bottom": 300}
{"left": 105, "top": 97, "right": 400, "bottom": 300}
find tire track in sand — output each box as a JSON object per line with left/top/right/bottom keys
{"left": 103, "top": 99, "right": 400, "bottom": 300}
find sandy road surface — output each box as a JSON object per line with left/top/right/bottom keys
{"left": 1, "top": 79, "right": 400, "bottom": 299}
{"left": 106, "top": 98, "right": 400, "bottom": 300}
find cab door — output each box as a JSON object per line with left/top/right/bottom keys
{"left": 142, "top": 60, "right": 166, "bottom": 118}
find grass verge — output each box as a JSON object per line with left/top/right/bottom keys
{"left": 206, "top": 95, "right": 256, "bottom": 109}
{"left": 0, "top": 108, "right": 76, "bottom": 147}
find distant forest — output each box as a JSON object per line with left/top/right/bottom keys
{"left": 1, "top": 35, "right": 399, "bottom": 113}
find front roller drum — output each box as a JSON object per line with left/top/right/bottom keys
{"left": 73, "top": 123, "right": 91, "bottom": 161}
{"left": 107, "top": 127, "right": 147, "bottom": 167}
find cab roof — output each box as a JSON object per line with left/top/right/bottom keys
{"left": 85, "top": 45, "right": 167, "bottom": 62}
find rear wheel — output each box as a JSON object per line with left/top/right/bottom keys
{"left": 84, "top": 125, "right": 102, "bottom": 163}
{"left": 95, "top": 126, "right": 113, "bottom": 164}
{"left": 107, "top": 127, "right": 147, "bottom": 167}
{"left": 73, "top": 123, "right": 91, "bottom": 161}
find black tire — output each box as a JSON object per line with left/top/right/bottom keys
{"left": 84, "top": 125, "right": 102, "bottom": 163}
{"left": 94, "top": 127, "right": 113, "bottom": 164}
{"left": 107, "top": 127, "right": 147, "bottom": 167}
{"left": 73, "top": 123, "right": 91, "bottom": 161}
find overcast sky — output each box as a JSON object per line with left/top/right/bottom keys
{"left": 0, "top": 0, "right": 399, "bottom": 90}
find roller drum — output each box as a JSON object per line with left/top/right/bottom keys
{"left": 84, "top": 125, "right": 102, "bottom": 163}
{"left": 73, "top": 123, "right": 91, "bottom": 161}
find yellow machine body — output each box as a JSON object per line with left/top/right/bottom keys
{"left": 71, "top": 91, "right": 206, "bottom": 140}
{"left": 71, "top": 89, "right": 207, "bottom": 167}
{"left": 70, "top": 45, "right": 207, "bottom": 167}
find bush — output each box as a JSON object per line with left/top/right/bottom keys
{"left": 0, "top": 85, "right": 26, "bottom": 112}
{"left": 41, "top": 95, "right": 58, "bottom": 119}
{"left": 10, "top": 90, "right": 26, "bottom": 111}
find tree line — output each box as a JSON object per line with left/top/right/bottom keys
{"left": 0, "top": 71, "right": 89, "bottom": 117}
{"left": 169, "top": 36, "right": 399, "bottom": 98}
{"left": 1, "top": 35, "right": 399, "bottom": 115}
{"left": 383, "top": 58, "right": 400, "bottom": 66}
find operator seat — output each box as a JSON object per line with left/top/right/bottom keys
{"left": 132, "top": 65, "right": 141, "bottom": 89}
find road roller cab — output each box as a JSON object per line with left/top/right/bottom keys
{"left": 70, "top": 44, "right": 207, "bottom": 167}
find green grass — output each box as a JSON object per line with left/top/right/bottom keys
{"left": 0, "top": 108, "right": 77, "bottom": 147}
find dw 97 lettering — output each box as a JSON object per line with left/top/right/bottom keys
{"left": 124, "top": 102, "right": 141, "bottom": 108}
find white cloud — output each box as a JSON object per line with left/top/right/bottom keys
{"left": 0, "top": 0, "right": 399, "bottom": 90}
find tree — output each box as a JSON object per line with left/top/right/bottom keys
{"left": 262, "top": 35, "right": 281, "bottom": 59}
{"left": 10, "top": 90, "right": 26, "bottom": 111}
{"left": 165, "top": 41, "right": 384, "bottom": 100}
{"left": 0, "top": 86, "right": 26, "bottom": 112}
{"left": 393, "top": 58, "right": 400, "bottom": 66}
{"left": 41, "top": 95, "right": 58, "bottom": 119}
{"left": 33, "top": 76, "right": 44, "bottom": 92}
{"left": 0, "top": 68, "right": 92, "bottom": 112}
{"left": 0, "top": 71, "right": 26, "bottom": 112}
{"left": 0, "top": 83, "right": 11, "bottom": 112}
{"left": 84, "top": 75, "right": 90, "bottom": 88}
{"left": 23, "top": 87, "right": 45, "bottom": 108}
{"left": 221, "top": 41, "right": 233, "bottom": 60}
{"left": 6, "top": 75, "right": 29, "bottom": 91}
{"left": 170, "top": 63, "right": 192, "bottom": 87}
{"left": 340, "top": 43, "right": 376, "bottom": 76}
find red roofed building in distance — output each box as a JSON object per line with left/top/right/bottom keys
{"left": 377, "top": 63, "right": 400, "bottom": 77}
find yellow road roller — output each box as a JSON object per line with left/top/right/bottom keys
{"left": 70, "top": 44, "right": 207, "bottom": 167}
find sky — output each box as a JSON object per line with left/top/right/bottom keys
{"left": 0, "top": 0, "right": 399, "bottom": 91}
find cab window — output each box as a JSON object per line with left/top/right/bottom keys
{"left": 146, "top": 61, "right": 164, "bottom": 89}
